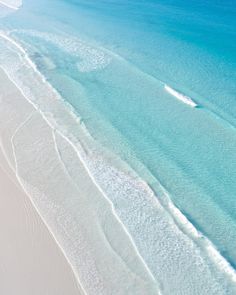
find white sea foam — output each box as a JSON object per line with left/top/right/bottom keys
{"left": 166, "top": 196, "right": 236, "bottom": 283}
{"left": 0, "top": 31, "right": 235, "bottom": 294}
{"left": 14, "top": 30, "right": 112, "bottom": 72}
{"left": 164, "top": 84, "right": 198, "bottom": 107}
{"left": 0, "top": 0, "right": 21, "bottom": 10}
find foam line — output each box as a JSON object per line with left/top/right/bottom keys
{"left": 52, "top": 130, "right": 156, "bottom": 287}
{"left": 158, "top": 184, "right": 236, "bottom": 283}
{"left": 0, "top": 31, "right": 40, "bottom": 74}
{"left": 54, "top": 131, "right": 160, "bottom": 289}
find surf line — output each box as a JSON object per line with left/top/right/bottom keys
{"left": 164, "top": 84, "right": 198, "bottom": 108}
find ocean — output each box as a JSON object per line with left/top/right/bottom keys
{"left": 0, "top": 0, "right": 236, "bottom": 294}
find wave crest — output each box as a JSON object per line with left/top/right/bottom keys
{"left": 164, "top": 84, "right": 198, "bottom": 107}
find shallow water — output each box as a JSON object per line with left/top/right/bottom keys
{"left": 0, "top": 1, "right": 236, "bottom": 294}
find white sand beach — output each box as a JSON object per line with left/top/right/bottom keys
{"left": 0, "top": 70, "right": 82, "bottom": 295}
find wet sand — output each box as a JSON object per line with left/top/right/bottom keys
{"left": 0, "top": 70, "right": 82, "bottom": 295}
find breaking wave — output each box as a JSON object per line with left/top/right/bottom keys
{"left": 164, "top": 84, "right": 198, "bottom": 107}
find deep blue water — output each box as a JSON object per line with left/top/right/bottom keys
{"left": 1, "top": 0, "right": 236, "bottom": 290}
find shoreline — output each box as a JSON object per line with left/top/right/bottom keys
{"left": 0, "top": 28, "right": 235, "bottom": 294}
{"left": 0, "top": 68, "right": 158, "bottom": 294}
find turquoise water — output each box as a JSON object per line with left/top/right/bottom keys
{"left": 1, "top": 0, "right": 236, "bottom": 293}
